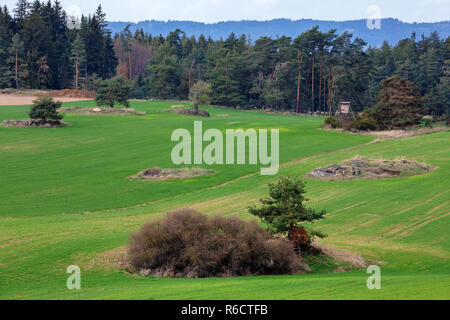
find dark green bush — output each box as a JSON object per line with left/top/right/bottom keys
{"left": 95, "top": 76, "right": 131, "bottom": 108}
{"left": 422, "top": 117, "right": 434, "bottom": 128}
{"left": 28, "top": 95, "right": 63, "bottom": 124}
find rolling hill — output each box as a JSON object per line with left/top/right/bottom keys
{"left": 0, "top": 100, "right": 448, "bottom": 299}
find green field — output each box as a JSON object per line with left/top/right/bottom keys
{"left": 0, "top": 100, "right": 449, "bottom": 300}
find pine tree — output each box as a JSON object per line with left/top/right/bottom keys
{"left": 120, "top": 24, "right": 133, "bottom": 79}
{"left": 70, "top": 34, "right": 86, "bottom": 90}
{"left": 21, "top": 1, "right": 52, "bottom": 88}
{"left": 95, "top": 76, "right": 131, "bottom": 108}
{"left": 7, "top": 33, "right": 26, "bottom": 89}
{"left": 249, "top": 177, "right": 327, "bottom": 251}
{"left": 0, "top": 6, "right": 13, "bottom": 88}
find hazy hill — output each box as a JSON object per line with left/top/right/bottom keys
{"left": 107, "top": 18, "right": 450, "bottom": 47}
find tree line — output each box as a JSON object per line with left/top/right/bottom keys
{"left": 0, "top": 1, "right": 448, "bottom": 116}
{"left": 0, "top": 1, "right": 116, "bottom": 90}
{"left": 116, "top": 26, "right": 449, "bottom": 116}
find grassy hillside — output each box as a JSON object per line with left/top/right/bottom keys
{"left": 0, "top": 100, "right": 448, "bottom": 300}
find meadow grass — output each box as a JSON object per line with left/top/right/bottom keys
{"left": 0, "top": 100, "right": 448, "bottom": 300}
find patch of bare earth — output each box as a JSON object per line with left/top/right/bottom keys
{"left": 132, "top": 167, "right": 216, "bottom": 181}
{"left": 308, "top": 157, "right": 436, "bottom": 181}
{"left": 60, "top": 107, "right": 146, "bottom": 116}
{"left": 83, "top": 247, "right": 131, "bottom": 272}
{"left": 361, "top": 127, "right": 449, "bottom": 139}
{"left": 313, "top": 242, "right": 368, "bottom": 271}
{"left": 322, "top": 126, "right": 449, "bottom": 139}
{"left": 0, "top": 91, "right": 92, "bottom": 106}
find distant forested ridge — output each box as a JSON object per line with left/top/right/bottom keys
{"left": 107, "top": 19, "right": 450, "bottom": 47}
{"left": 0, "top": 2, "right": 448, "bottom": 116}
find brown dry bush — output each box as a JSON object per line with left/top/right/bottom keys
{"left": 128, "top": 209, "right": 302, "bottom": 278}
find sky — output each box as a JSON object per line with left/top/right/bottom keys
{"left": 3, "top": 0, "right": 450, "bottom": 23}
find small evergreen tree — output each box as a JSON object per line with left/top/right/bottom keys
{"left": 249, "top": 177, "right": 327, "bottom": 245}
{"left": 189, "top": 80, "right": 211, "bottom": 113}
{"left": 95, "top": 76, "right": 131, "bottom": 108}
{"left": 29, "top": 95, "right": 63, "bottom": 123}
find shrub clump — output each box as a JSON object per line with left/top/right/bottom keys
{"left": 323, "top": 115, "right": 378, "bottom": 132}
{"left": 324, "top": 116, "right": 340, "bottom": 128}
{"left": 128, "top": 209, "right": 302, "bottom": 278}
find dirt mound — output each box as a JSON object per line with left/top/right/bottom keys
{"left": 48, "top": 89, "right": 95, "bottom": 99}
{"left": 132, "top": 167, "right": 216, "bottom": 181}
{"left": 166, "top": 107, "right": 210, "bottom": 118}
{"left": 308, "top": 157, "right": 436, "bottom": 181}
{"left": 2, "top": 120, "right": 64, "bottom": 128}
{"left": 60, "top": 107, "right": 146, "bottom": 116}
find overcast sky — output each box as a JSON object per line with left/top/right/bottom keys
{"left": 3, "top": 0, "right": 450, "bottom": 23}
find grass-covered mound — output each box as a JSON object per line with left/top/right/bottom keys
{"left": 308, "top": 157, "right": 436, "bottom": 180}
{"left": 128, "top": 209, "right": 304, "bottom": 278}
{"left": 132, "top": 167, "right": 216, "bottom": 181}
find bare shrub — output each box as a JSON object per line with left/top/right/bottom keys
{"left": 128, "top": 209, "right": 302, "bottom": 278}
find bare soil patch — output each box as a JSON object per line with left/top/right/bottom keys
{"left": 47, "top": 89, "right": 95, "bottom": 99}
{"left": 308, "top": 157, "right": 436, "bottom": 181}
{"left": 313, "top": 242, "right": 368, "bottom": 270}
{"left": 132, "top": 167, "right": 216, "bottom": 181}
{"left": 60, "top": 107, "right": 146, "bottom": 116}
{"left": 0, "top": 93, "right": 87, "bottom": 106}
{"left": 323, "top": 126, "right": 448, "bottom": 139}
{"left": 361, "top": 127, "right": 449, "bottom": 139}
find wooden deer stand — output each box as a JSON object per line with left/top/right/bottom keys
{"left": 336, "top": 101, "right": 356, "bottom": 120}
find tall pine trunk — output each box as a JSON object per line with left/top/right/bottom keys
{"left": 75, "top": 50, "right": 79, "bottom": 90}
{"left": 128, "top": 50, "right": 132, "bottom": 80}
{"left": 311, "top": 57, "right": 315, "bottom": 113}
{"left": 15, "top": 50, "right": 19, "bottom": 90}
{"left": 296, "top": 51, "right": 303, "bottom": 113}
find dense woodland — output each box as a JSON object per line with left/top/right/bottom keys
{"left": 0, "top": 1, "right": 116, "bottom": 91}
{"left": 0, "top": 1, "right": 449, "bottom": 116}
